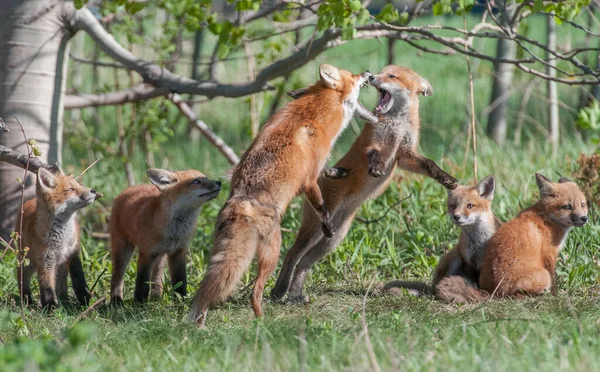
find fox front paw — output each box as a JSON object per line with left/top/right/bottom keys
{"left": 322, "top": 214, "right": 335, "bottom": 238}
{"left": 323, "top": 167, "right": 349, "bottom": 179}
{"left": 41, "top": 291, "right": 58, "bottom": 311}
{"left": 368, "top": 161, "right": 386, "bottom": 178}
{"left": 442, "top": 175, "right": 459, "bottom": 190}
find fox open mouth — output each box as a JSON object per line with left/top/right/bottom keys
{"left": 375, "top": 88, "right": 394, "bottom": 114}
{"left": 199, "top": 189, "right": 220, "bottom": 198}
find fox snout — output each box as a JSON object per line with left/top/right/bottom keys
{"left": 572, "top": 214, "right": 589, "bottom": 226}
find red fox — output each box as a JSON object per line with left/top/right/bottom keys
{"left": 270, "top": 65, "right": 458, "bottom": 303}
{"left": 188, "top": 64, "right": 374, "bottom": 326}
{"left": 384, "top": 176, "right": 500, "bottom": 296}
{"left": 437, "top": 174, "right": 589, "bottom": 303}
{"left": 109, "top": 168, "right": 221, "bottom": 303}
{"left": 16, "top": 168, "right": 100, "bottom": 309}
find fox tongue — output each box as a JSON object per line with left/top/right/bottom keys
{"left": 377, "top": 91, "right": 391, "bottom": 111}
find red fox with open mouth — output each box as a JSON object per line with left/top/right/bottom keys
{"left": 271, "top": 65, "right": 458, "bottom": 304}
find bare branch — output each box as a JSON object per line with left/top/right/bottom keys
{"left": 0, "top": 145, "right": 61, "bottom": 174}
{"left": 64, "top": 85, "right": 170, "bottom": 109}
{"left": 169, "top": 94, "right": 240, "bottom": 165}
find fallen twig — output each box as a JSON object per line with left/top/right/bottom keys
{"left": 356, "top": 194, "right": 412, "bottom": 224}
{"left": 73, "top": 297, "right": 106, "bottom": 324}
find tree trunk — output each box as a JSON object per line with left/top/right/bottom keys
{"left": 486, "top": 0, "right": 516, "bottom": 145}
{"left": 546, "top": 14, "right": 559, "bottom": 154}
{"left": 0, "top": 0, "right": 72, "bottom": 240}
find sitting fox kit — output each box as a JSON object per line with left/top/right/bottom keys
{"left": 384, "top": 176, "right": 499, "bottom": 296}
{"left": 437, "top": 174, "right": 588, "bottom": 303}
{"left": 271, "top": 65, "right": 458, "bottom": 303}
{"left": 109, "top": 169, "right": 221, "bottom": 304}
{"left": 17, "top": 168, "right": 99, "bottom": 309}
{"left": 188, "top": 64, "right": 373, "bottom": 327}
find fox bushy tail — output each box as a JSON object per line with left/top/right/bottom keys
{"left": 383, "top": 280, "right": 434, "bottom": 296}
{"left": 435, "top": 276, "right": 488, "bottom": 304}
{"left": 188, "top": 214, "right": 259, "bottom": 325}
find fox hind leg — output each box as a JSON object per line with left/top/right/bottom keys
{"left": 110, "top": 238, "right": 134, "bottom": 304}
{"left": 287, "top": 214, "right": 353, "bottom": 303}
{"left": 168, "top": 249, "right": 187, "bottom": 299}
{"left": 271, "top": 211, "right": 322, "bottom": 301}
{"left": 69, "top": 252, "right": 92, "bottom": 305}
{"left": 150, "top": 254, "right": 166, "bottom": 299}
{"left": 252, "top": 228, "right": 281, "bottom": 317}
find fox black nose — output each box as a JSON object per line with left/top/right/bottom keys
{"left": 368, "top": 75, "right": 375, "bottom": 82}
{"left": 581, "top": 216, "right": 589, "bottom": 223}
{"left": 216, "top": 181, "right": 222, "bottom": 187}
{"left": 90, "top": 189, "right": 96, "bottom": 194}
{"left": 453, "top": 215, "right": 461, "bottom": 221}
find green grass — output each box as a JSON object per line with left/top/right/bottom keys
{"left": 2, "top": 13, "right": 600, "bottom": 371}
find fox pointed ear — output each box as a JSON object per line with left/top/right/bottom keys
{"left": 147, "top": 168, "right": 178, "bottom": 191}
{"left": 419, "top": 78, "right": 433, "bottom": 96}
{"left": 37, "top": 168, "right": 57, "bottom": 190}
{"left": 476, "top": 175, "right": 495, "bottom": 200}
{"left": 535, "top": 173, "right": 555, "bottom": 197}
{"left": 558, "top": 177, "right": 573, "bottom": 184}
{"left": 319, "top": 64, "right": 341, "bottom": 89}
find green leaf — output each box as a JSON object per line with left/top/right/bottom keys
{"left": 125, "top": 1, "right": 147, "bottom": 14}
{"left": 74, "top": 0, "right": 87, "bottom": 9}
{"left": 217, "top": 43, "right": 230, "bottom": 59}
{"left": 376, "top": 3, "right": 400, "bottom": 22}
{"left": 341, "top": 26, "right": 357, "bottom": 40}
{"left": 357, "top": 8, "right": 370, "bottom": 24}
{"left": 349, "top": 0, "right": 362, "bottom": 12}
{"left": 432, "top": 2, "right": 445, "bottom": 16}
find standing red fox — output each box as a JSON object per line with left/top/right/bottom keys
{"left": 271, "top": 66, "right": 458, "bottom": 303}
{"left": 17, "top": 168, "right": 100, "bottom": 309}
{"left": 437, "top": 174, "right": 588, "bottom": 303}
{"left": 110, "top": 168, "right": 221, "bottom": 303}
{"left": 384, "top": 176, "right": 500, "bottom": 296}
{"left": 189, "top": 64, "right": 374, "bottom": 326}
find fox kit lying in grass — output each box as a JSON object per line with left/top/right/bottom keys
{"left": 384, "top": 176, "right": 500, "bottom": 296}
{"left": 270, "top": 65, "right": 458, "bottom": 303}
{"left": 189, "top": 64, "right": 375, "bottom": 327}
{"left": 110, "top": 169, "right": 221, "bottom": 304}
{"left": 17, "top": 168, "right": 100, "bottom": 309}
{"left": 437, "top": 174, "right": 588, "bottom": 303}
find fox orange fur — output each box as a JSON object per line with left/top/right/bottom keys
{"left": 437, "top": 174, "right": 589, "bottom": 303}
{"left": 188, "top": 64, "right": 374, "bottom": 326}
{"left": 384, "top": 176, "right": 500, "bottom": 296}
{"left": 271, "top": 65, "right": 457, "bottom": 303}
{"left": 109, "top": 168, "right": 221, "bottom": 303}
{"left": 16, "top": 168, "right": 100, "bottom": 309}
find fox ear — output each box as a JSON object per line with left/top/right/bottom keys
{"left": 37, "top": 168, "right": 57, "bottom": 190}
{"left": 319, "top": 64, "right": 341, "bottom": 89}
{"left": 147, "top": 168, "right": 178, "bottom": 191}
{"left": 476, "top": 175, "right": 495, "bottom": 200}
{"left": 419, "top": 78, "right": 433, "bottom": 96}
{"left": 535, "top": 173, "right": 555, "bottom": 197}
{"left": 558, "top": 177, "right": 573, "bottom": 184}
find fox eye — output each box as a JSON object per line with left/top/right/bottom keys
{"left": 450, "top": 204, "right": 457, "bottom": 210}
{"left": 191, "top": 179, "right": 201, "bottom": 185}
{"left": 563, "top": 204, "right": 572, "bottom": 210}
{"left": 467, "top": 204, "right": 474, "bottom": 209}
{"left": 388, "top": 74, "right": 397, "bottom": 79}
{"left": 582, "top": 202, "right": 587, "bottom": 209}
{"left": 66, "top": 188, "right": 75, "bottom": 192}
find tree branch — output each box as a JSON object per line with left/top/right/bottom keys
{"left": 64, "top": 84, "right": 170, "bottom": 109}
{"left": 169, "top": 94, "right": 240, "bottom": 165}
{"left": 0, "top": 145, "right": 61, "bottom": 174}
